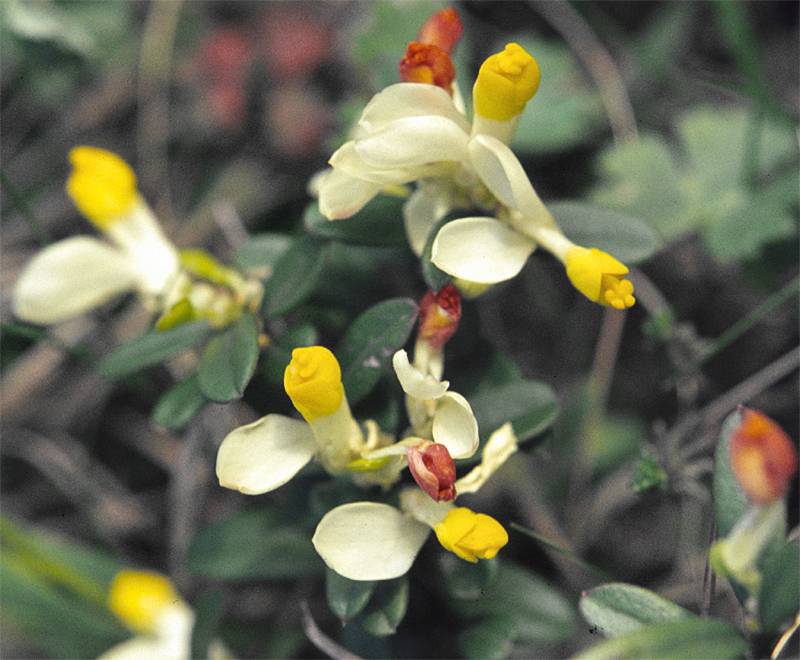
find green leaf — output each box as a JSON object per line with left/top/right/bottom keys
{"left": 98, "top": 322, "right": 210, "bottom": 378}
{"left": 759, "top": 540, "right": 799, "bottom": 632}
{"left": 580, "top": 583, "right": 694, "bottom": 639}
{"left": 304, "top": 197, "right": 407, "bottom": 247}
{"left": 421, "top": 214, "right": 454, "bottom": 292}
{"left": 574, "top": 618, "right": 748, "bottom": 660}
{"left": 325, "top": 569, "right": 376, "bottom": 623}
{"left": 469, "top": 380, "right": 558, "bottom": 446}
{"left": 451, "top": 561, "right": 575, "bottom": 644}
{"left": 262, "top": 236, "right": 328, "bottom": 317}
{"left": 151, "top": 376, "right": 206, "bottom": 429}
{"left": 439, "top": 553, "right": 499, "bottom": 600}
{"left": 459, "top": 616, "right": 517, "bottom": 660}
{"left": 510, "top": 39, "right": 604, "bottom": 153}
{"left": 337, "top": 298, "right": 418, "bottom": 405}
{"left": 549, "top": 201, "right": 661, "bottom": 264}
{"left": 360, "top": 577, "right": 409, "bottom": 637}
{"left": 234, "top": 232, "right": 292, "bottom": 273}
{"left": 197, "top": 313, "right": 260, "bottom": 402}
{"left": 713, "top": 410, "right": 749, "bottom": 537}
{"left": 190, "top": 590, "right": 225, "bottom": 660}
{"left": 188, "top": 509, "right": 323, "bottom": 580}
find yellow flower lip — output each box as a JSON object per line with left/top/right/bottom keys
{"left": 433, "top": 507, "right": 508, "bottom": 562}
{"left": 284, "top": 346, "right": 344, "bottom": 422}
{"left": 66, "top": 146, "right": 137, "bottom": 229}
{"left": 108, "top": 569, "right": 180, "bottom": 634}
{"left": 565, "top": 246, "right": 636, "bottom": 310}
{"left": 473, "top": 42, "right": 541, "bottom": 121}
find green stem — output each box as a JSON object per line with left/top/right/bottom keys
{"left": 698, "top": 275, "right": 800, "bottom": 365}
{"left": 1, "top": 170, "right": 51, "bottom": 244}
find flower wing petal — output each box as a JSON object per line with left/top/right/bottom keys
{"left": 312, "top": 502, "right": 430, "bottom": 580}
{"left": 392, "top": 349, "right": 449, "bottom": 400}
{"left": 216, "top": 414, "right": 316, "bottom": 495}
{"left": 455, "top": 422, "right": 519, "bottom": 494}
{"left": 355, "top": 116, "right": 469, "bottom": 169}
{"left": 433, "top": 391, "right": 479, "bottom": 459}
{"left": 317, "top": 168, "right": 384, "bottom": 220}
{"left": 329, "top": 141, "right": 417, "bottom": 185}
{"left": 469, "top": 134, "right": 547, "bottom": 219}
{"left": 431, "top": 217, "right": 535, "bottom": 284}
{"left": 360, "top": 83, "right": 470, "bottom": 133}
{"left": 13, "top": 236, "right": 137, "bottom": 324}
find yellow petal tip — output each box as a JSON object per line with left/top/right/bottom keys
{"left": 67, "top": 146, "right": 137, "bottom": 229}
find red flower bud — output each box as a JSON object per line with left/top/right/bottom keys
{"left": 730, "top": 407, "right": 797, "bottom": 505}
{"left": 418, "top": 7, "right": 463, "bottom": 54}
{"left": 418, "top": 284, "right": 461, "bottom": 349}
{"left": 408, "top": 443, "right": 457, "bottom": 501}
{"left": 399, "top": 42, "right": 456, "bottom": 92}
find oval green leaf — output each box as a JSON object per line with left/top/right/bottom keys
{"left": 549, "top": 201, "right": 661, "bottom": 264}
{"left": 470, "top": 380, "right": 559, "bottom": 445}
{"left": 234, "top": 232, "right": 293, "bottom": 273}
{"left": 325, "top": 569, "right": 376, "bottom": 623}
{"left": 262, "top": 236, "right": 328, "bottom": 317}
{"left": 98, "top": 322, "right": 210, "bottom": 378}
{"left": 574, "top": 618, "right": 747, "bottom": 660}
{"left": 151, "top": 376, "right": 206, "bottom": 429}
{"left": 304, "top": 197, "right": 407, "bottom": 247}
{"left": 360, "top": 577, "right": 409, "bottom": 637}
{"left": 337, "top": 298, "right": 418, "bottom": 405}
{"left": 759, "top": 540, "right": 799, "bottom": 633}
{"left": 580, "top": 583, "right": 694, "bottom": 639}
{"left": 197, "top": 313, "right": 260, "bottom": 402}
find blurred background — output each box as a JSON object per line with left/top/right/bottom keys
{"left": 1, "top": 1, "right": 798, "bottom": 658}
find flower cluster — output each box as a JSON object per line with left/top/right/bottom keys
{"left": 315, "top": 12, "right": 635, "bottom": 309}
{"left": 13, "top": 146, "right": 262, "bottom": 330}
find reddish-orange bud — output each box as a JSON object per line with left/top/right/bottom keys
{"left": 418, "top": 284, "right": 461, "bottom": 349}
{"left": 730, "top": 407, "right": 797, "bottom": 505}
{"left": 418, "top": 7, "right": 463, "bottom": 54}
{"left": 399, "top": 42, "right": 456, "bottom": 92}
{"left": 408, "top": 443, "right": 457, "bottom": 501}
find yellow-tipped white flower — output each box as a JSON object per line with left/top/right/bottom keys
{"left": 101, "top": 569, "right": 229, "bottom": 660}
{"left": 216, "top": 346, "right": 480, "bottom": 496}
{"left": 312, "top": 423, "right": 518, "bottom": 581}
{"left": 13, "top": 146, "right": 179, "bottom": 325}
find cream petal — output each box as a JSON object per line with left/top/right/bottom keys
{"left": 104, "top": 201, "right": 179, "bottom": 294}
{"left": 455, "top": 422, "right": 519, "bottom": 494}
{"left": 399, "top": 487, "right": 454, "bottom": 527}
{"left": 392, "top": 350, "right": 449, "bottom": 400}
{"left": 431, "top": 217, "right": 535, "bottom": 284}
{"left": 360, "top": 83, "right": 470, "bottom": 133}
{"left": 13, "top": 236, "right": 137, "bottom": 324}
{"left": 216, "top": 414, "right": 316, "bottom": 495}
{"left": 355, "top": 116, "right": 469, "bottom": 170}
{"left": 433, "top": 392, "right": 479, "bottom": 459}
{"left": 329, "top": 142, "right": 416, "bottom": 185}
{"left": 100, "top": 637, "right": 185, "bottom": 660}
{"left": 317, "top": 169, "right": 383, "bottom": 220}
{"left": 469, "top": 135, "right": 547, "bottom": 218}
{"left": 403, "top": 181, "right": 454, "bottom": 256}
{"left": 312, "top": 502, "right": 430, "bottom": 581}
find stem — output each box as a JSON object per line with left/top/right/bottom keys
{"left": 698, "top": 275, "right": 799, "bottom": 365}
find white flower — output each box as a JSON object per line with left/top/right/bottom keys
{"left": 313, "top": 423, "right": 519, "bottom": 581}
{"left": 13, "top": 147, "right": 179, "bottom": 325}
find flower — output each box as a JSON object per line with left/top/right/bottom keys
{"left": 316, "top": 31, "right": 635, "bottom": 309}
{"left": 101, "top": 569, "right": 228, "bottom": 660}
{"left": 215, "top": 345, "right": 479, "bottom": 496}
{"left": 13, "top": 147, "right": 180, "bottom": 325}
{"left": 13, "top": 146, "right": 262, "bottom": 328}
{"left": 312, "top": 422, "right": 519, "bottom": 580}
{"left": 730, "top": 407, "right": 797, "bottom": 505}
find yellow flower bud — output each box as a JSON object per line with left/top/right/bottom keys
{"left": 66, "top": 146, "right": 137, "bottom": 229}
{"left": 473, "top": 43, "right": 541, "bottom": 121}
{"left": 284, "top": 346, "right": 344, "bottom": 421}
{"left": 433, "top": 507, "right": 508, "bottom": 562}
{"left": 565, "top": 246, "right": 635, "bottom": 310}
{"left": 108, "top": 570, "right": 180, "bottom": 634}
